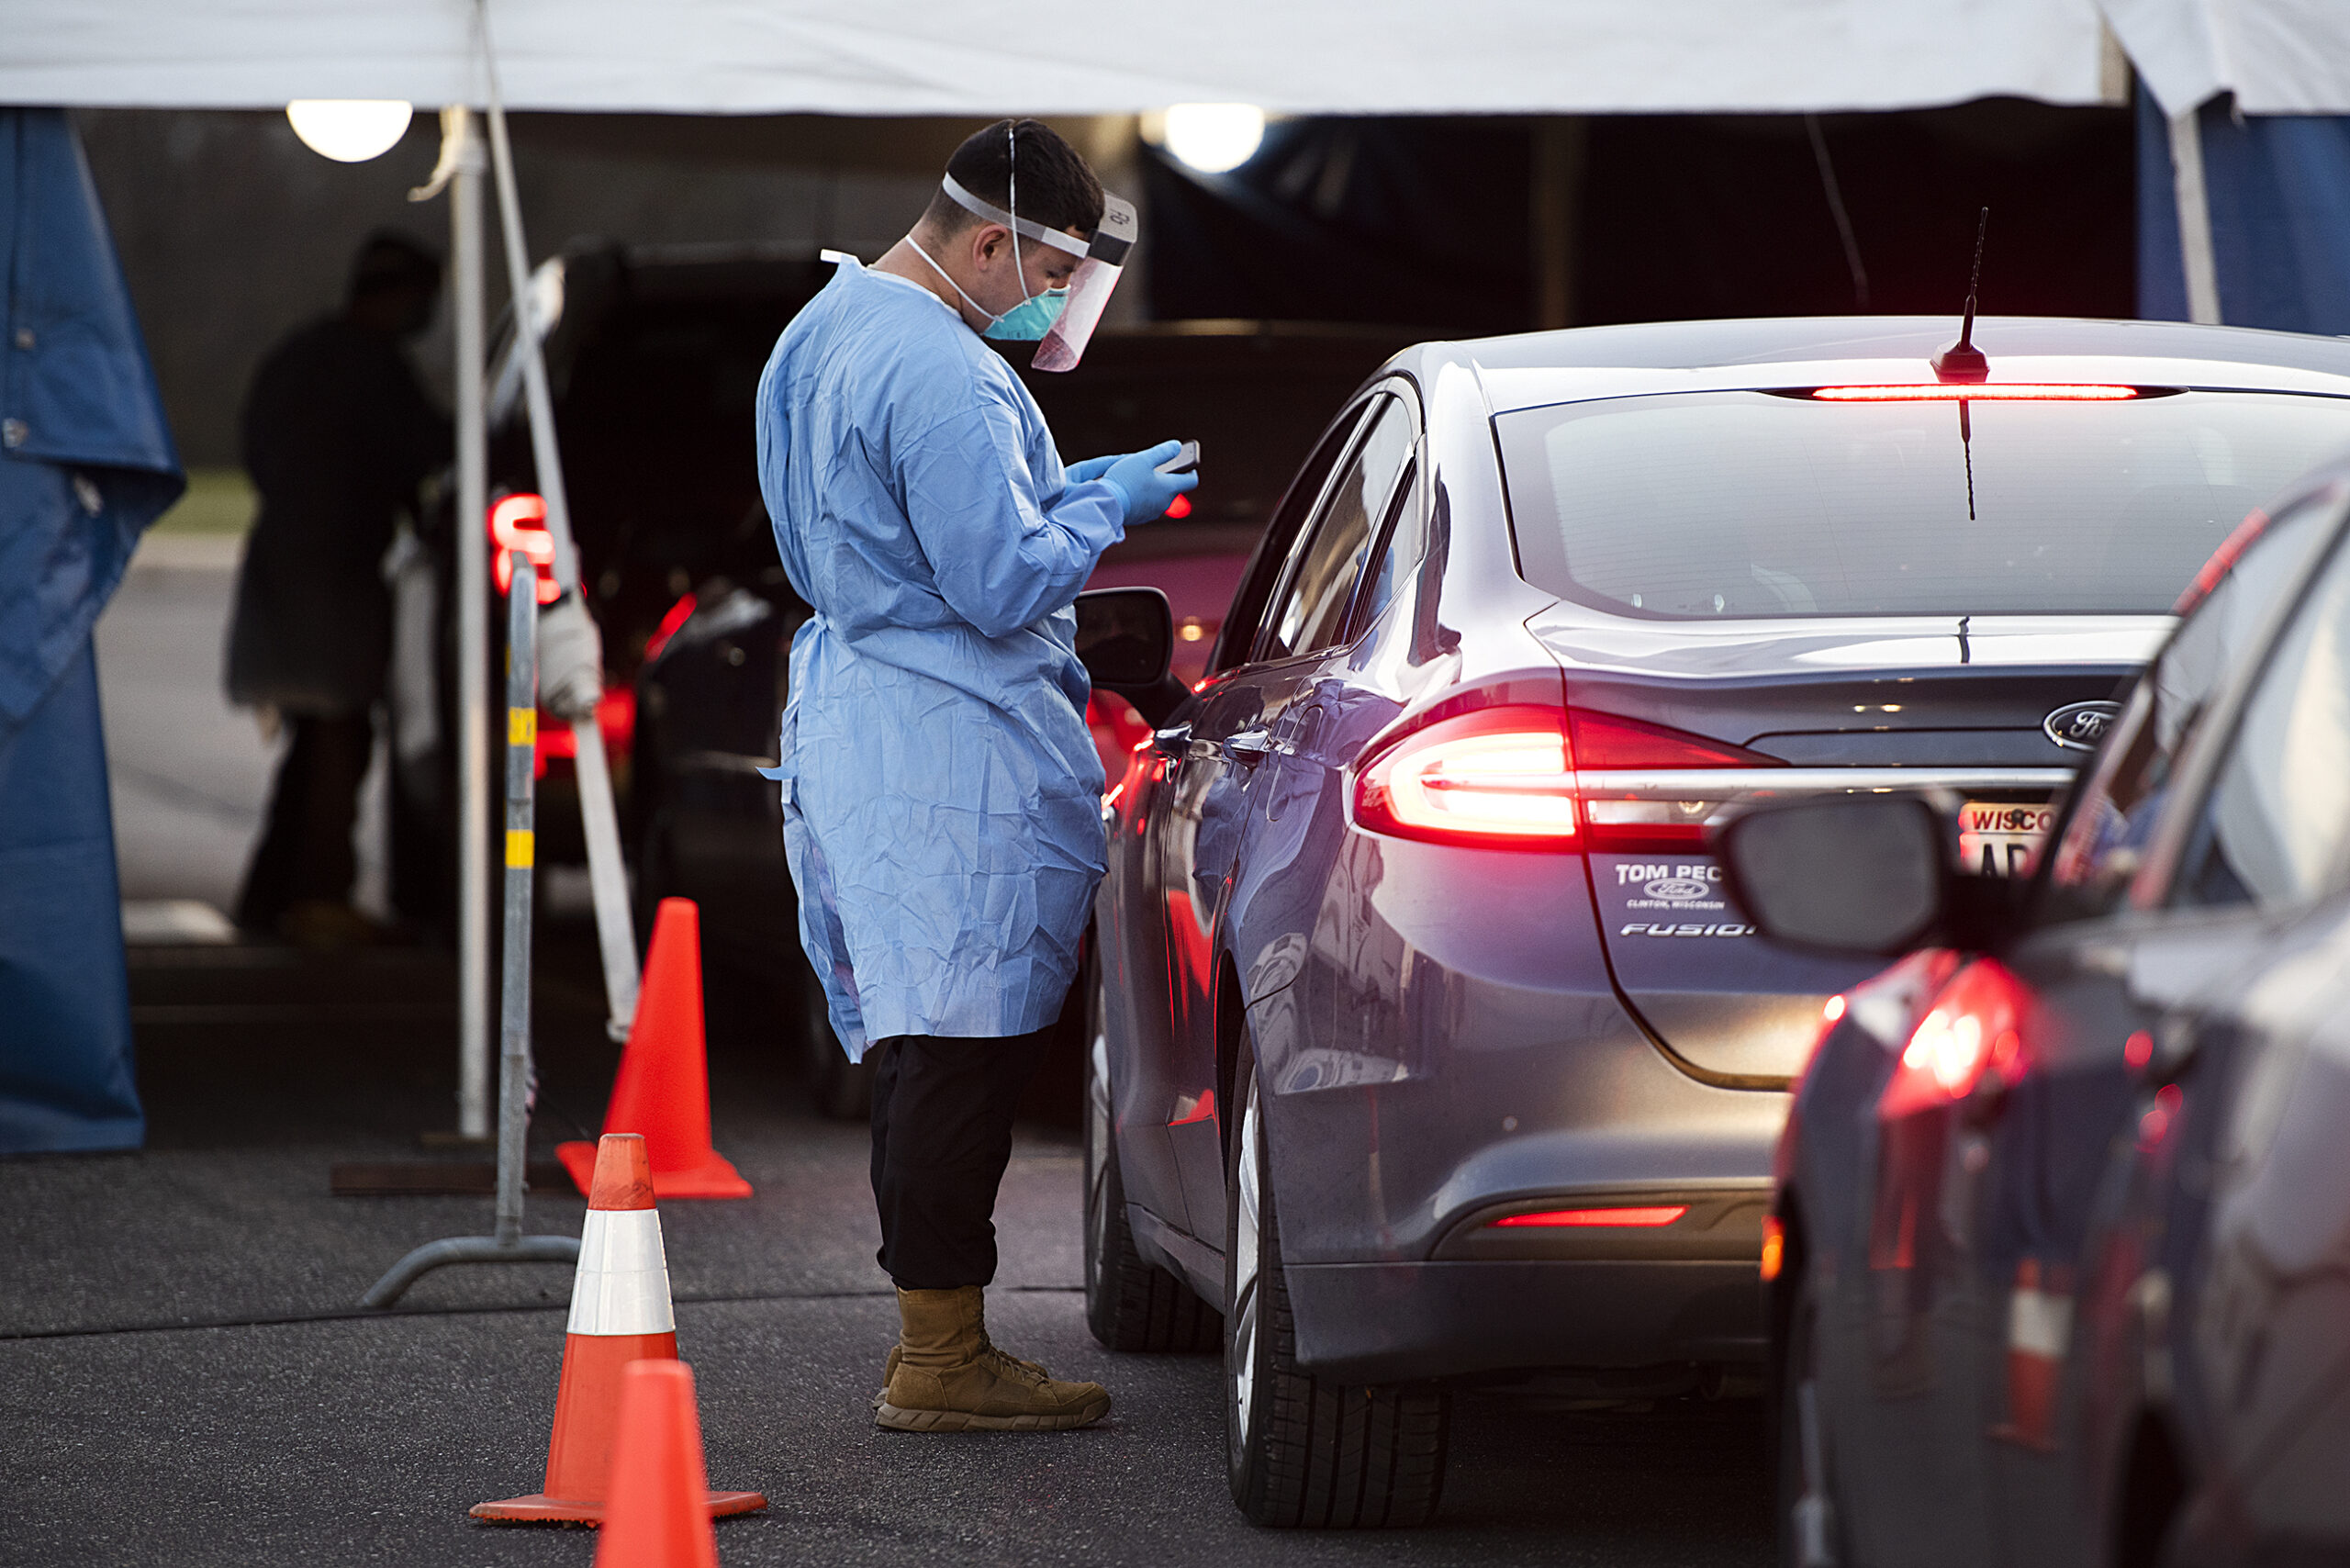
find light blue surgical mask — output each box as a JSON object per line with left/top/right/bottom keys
{"left": 983, "top": 278, "right": 1069, "bottom": 342}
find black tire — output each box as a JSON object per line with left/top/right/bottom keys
{"left": 1224, "top": 1040, "right": 1448, "bottom": 1528}
{"left": 1775, "top": 1241, "right": 1847, "bottom": 1568}
{"left": 1084, "top": 967, "right": 1220, "bottom": 1352}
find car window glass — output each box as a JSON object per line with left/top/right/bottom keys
{"left": 1498, "top": 390, "right": 2350, "bottom": 619}
{"left": 2173, "top": 529, "right": 2350, "bottom": 909}
{"left": 1212, "top": 398, "right": 1370, "bottom": 674}
{"left": 2044, "top": 493, "right": 2338, "bottom": 920}
{"left": 1264, "top": 398, "right": 1414, "bottom": 659}
{"left": 1355, "top": 458, "right": 1425, "bottom": 635}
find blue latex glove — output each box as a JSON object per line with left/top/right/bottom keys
{"left": 1065, "top": 454, "right": 1119, "bottom": 484}
{"left": 1099, "top": 440, "right": 1200, "bottom": 526}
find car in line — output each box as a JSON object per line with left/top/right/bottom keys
{"left": 1079, "top": 315, "right": 2350, "bottom": 1527}
{"left": 1728, "top": 450, "right": 2350, "bottom": 1566}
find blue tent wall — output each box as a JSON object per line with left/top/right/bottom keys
{"left": 2139, "top": 88, "right": 2350, "bottom": 333}
{"left": 0, "top": 108, "right": 184, "bottom": 1154}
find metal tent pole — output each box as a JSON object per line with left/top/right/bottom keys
{"left": 477, "top": 28, "right": 639, "bottom": 1039}
{"left": 452, "top": 109, "right": 493, "bottom": 1139}
{"left": 408, "top": 106, "right": 495, "bottom": 1141}
{"left": 2168, "top": 106, "right": 2223, "bottom": 325}
{"left": 363, "top": 554, "right": 578, "bottom": 1307}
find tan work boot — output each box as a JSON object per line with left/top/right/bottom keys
{"left": 874, "top": 1286, "right": 1110, "bottom": 1431}
{"left": 872, "top": 1338, "right": 1051, "bottom": 1408}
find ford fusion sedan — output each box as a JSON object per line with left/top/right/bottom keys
{"left": 1081, "top": 317, "right": 2350, "bottom": 1527}
{"left": 1729, "top": 452, "right": 2350, "bottom": 1566}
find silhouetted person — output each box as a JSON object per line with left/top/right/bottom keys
{"left": 228, "top": 231, "right": 450, "bottom": 944}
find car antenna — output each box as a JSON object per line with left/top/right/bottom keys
{"left": 1930, "top": 207, "right": 1992, "bottom": 521}
{"left": 1932, "top": 207, "right": 1990, "bottom": 384}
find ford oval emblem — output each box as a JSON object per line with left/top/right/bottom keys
{"left": 2043, "top": 700, "right": 2121, "bottom": 752}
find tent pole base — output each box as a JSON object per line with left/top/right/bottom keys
{"left": 361, "top": 1234, "right": 580, "bottom": 1309}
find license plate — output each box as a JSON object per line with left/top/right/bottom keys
{"left": 1957, "top": 801, "right": 2055, "bottom": 878}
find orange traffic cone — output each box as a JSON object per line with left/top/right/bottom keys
{"left": 474, "top": 1134, "right": 766, "bottom": 1524}
{"left": 594, "top": 1362, "right": 722, "bottom": 1568}
{"left": 558, "top": 899, "right": 753, "bottom": 1200}
{"left": 1991, "top": 1257, "right": 2071, "bottom": 1450}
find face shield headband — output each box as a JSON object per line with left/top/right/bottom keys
{"left": 937, "top": 172, "right": 1137, "bottom": 373}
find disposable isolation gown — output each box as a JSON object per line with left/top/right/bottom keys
{"left": 755, "top": 260, "right": 1126, "bottom": 1058}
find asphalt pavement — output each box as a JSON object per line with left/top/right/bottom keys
{"left": 0, "top": 532, "right": 1773, "bottom": 1567}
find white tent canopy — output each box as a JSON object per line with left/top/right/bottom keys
{"left": 1, "top": 0, "right": 2124, "bottom": 117}
{"left": 2102, "top": 0, "right": 2350, "bottom": 117}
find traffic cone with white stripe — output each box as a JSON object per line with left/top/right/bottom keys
{"left": 473, "top": 1134, "right": 766, "bottom": 1524}
{"left": 1991, "top": 1256, "right": 2071, "bottom": 1450}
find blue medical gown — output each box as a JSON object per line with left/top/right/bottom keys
{"left": 755, "top": 262, "right": 1125, "bottom": 1058}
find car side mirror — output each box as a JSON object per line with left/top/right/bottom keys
{"left": 1075, "top": 587, "right": 1188, "bottom": 728}
{"left": 1718, "top": 796, "right": 1950, "bottom": 956}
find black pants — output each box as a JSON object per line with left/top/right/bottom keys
{"left": 868, "top": 1029, "right": 1050, "bottom": 1291}
{"left": 234, "top": 711, "right": 375, "bottom": 932}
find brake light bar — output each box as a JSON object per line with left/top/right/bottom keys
{"left": 1810, "top": 384, "right": 2139, "bottom": 402}
{"left": 1489, "top": 1205, "right": 1688, "bottom": 1228}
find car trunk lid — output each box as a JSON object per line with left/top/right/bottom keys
{"left": 1532, "top": 610, "right": 2167, "bottom": 1084}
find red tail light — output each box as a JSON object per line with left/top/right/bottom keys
{"left": 489, "top": 492, "right": 561, "bottom": 605}
{"left": 532, "top": 687, "right": 634, "bottom": 778}
{"left": 1810, "top": 384, "right": 2139, "bottom": 402}
{"left": 1352, "top": 702, "right": 1777, "bottom": 852}
{"left": 1879, "top": 958, "right": 2029, "bottom": 1118}
{"left": 1354, "top": 706, "right": 1578, "bottom": 848}
{"left": 1489, "top": 1205, "right": 1687, "bottom": 1228}
{"left": 642, "top": 592, "right": 698, "bottom": 663}
{"left": 1571, "top": 710, "right": 1780, "bottom": 851}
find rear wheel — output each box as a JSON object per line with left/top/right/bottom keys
{"left": 1224, "top": 1041, "right": 1448, "bottom": 1528}
{"left": 1084, "top": 968, "right": 1219, "bottom": 1351}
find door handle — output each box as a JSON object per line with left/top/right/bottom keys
{"left": 1151, "top": 722, "right": 1192, "bottom": 758}
{"left": 1225, "top": 729, "right": 1274, "bottom": 767}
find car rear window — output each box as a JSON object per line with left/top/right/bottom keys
{"left": 1498, "top": 389, "right": 2350, "bottom": 619}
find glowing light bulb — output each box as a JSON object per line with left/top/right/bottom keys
{"left": 286, "top": 101, "right": 414, "bottom": 163}
{"left": 1162, "top": 105, "right": 1265, "bottom": 174}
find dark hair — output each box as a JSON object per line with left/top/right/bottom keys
{"left": 922, "top": 118, "right": 1104, "bottom": 240}
{"left": 347, "top": 230, "right": 442, "bottom": 304}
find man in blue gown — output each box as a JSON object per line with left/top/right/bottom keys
{"left": 756, "top": 118, "right": 1192, "bottom": 1430}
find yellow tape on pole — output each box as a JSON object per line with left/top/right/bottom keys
{"left": 505, "top": 829, "right": 534, "bottom": 868}
{"left": 509, "top": 707, "right": 536, "bottom": 747}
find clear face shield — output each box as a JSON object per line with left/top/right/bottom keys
{"left": 936, "top": 174, "right": 1136, "bottom": 373}
{"left": 1034, "top": 195, "right": 1136, "bottom": 374}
